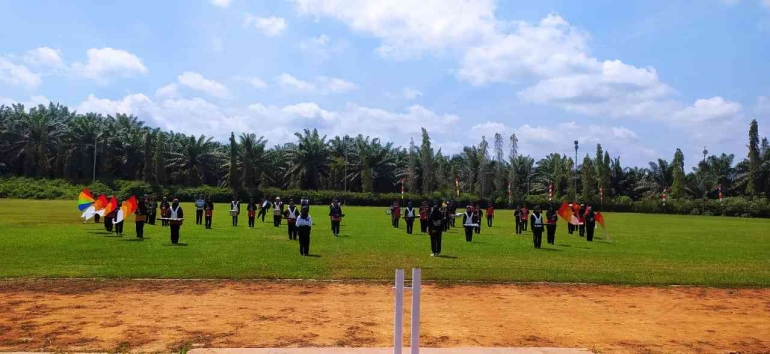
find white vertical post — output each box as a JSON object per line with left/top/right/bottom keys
{"left": 394, "top": 269, "right": 404, "bottom": 354}
{"left": 410, "top": 268, "right": 421, "bottom": 354}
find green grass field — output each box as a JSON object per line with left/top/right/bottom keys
{"left": 0, "top": 199, "right": 768, "bottom": 286}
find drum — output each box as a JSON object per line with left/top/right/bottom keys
{"left": 230, "top": 210, "right": 239, "bottom": 217}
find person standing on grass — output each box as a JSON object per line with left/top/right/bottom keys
{"left": 463, "top": 205, "right": 476, "bottom": 242}
{"left": 285, "top": 199, "right": 299, "bottom": 240}
{"left": 584, "top": 205, "right": 596, "bottom": 242}
{"left": 419, "top": 201, "right": 429, "bottom": 233}
{"left": 521, "top": 205, "right": 529, "bottom": 231}
{"left": 230, "top": 195, "right": 240, "bottom": 227}
{"left": 329, "top": 199, "right": 343, "bottom": 237}
{"left": 135, "top": 196, "right": 148, "bottom": 239}
{"left": 160, "top": 196, "right": 170, "bottom": 227}
{"left": 104, "top": 196, "right": 116, "bottom": 232}
{"left": 428, "top": 202, "right": 444, "bottom": 257}
{"left": 404, "top": 201, "right": 416, "bottom": 235}
{"left": 530, "top": 205, "right": 544, "bottom": 249}
{"left": 296, "top": 206, "right": 313, "bottom": 256}
{"left": 390, "top": 200, "right": 401, "bottom": 228}
{"left": 567, "top": 203, "right": 574, "bottom": 234}
{"left": 258, "top": 197, "right": 271, "bottom": 223}
{"left": 449, "top": 201, "right": 457, "bottom": 227}
{"left": 514, "top": 205, "right": 522, "bottom": 235}
{"left": 486, "top": 202, "right": 495, "bottom": 227}
{"left": 204, "top": 196, "right": 214, "bottom": 229}
{"left": 442, "top": 202, "right": 450, "bottom": 232}
{"left": 94, "top": 192, "right": 101, "bottom": 224}
{"left": 114, "top": 200, "right": 124, "bottom": 236}
{"left": 169, "top": 198, "right": 184, "bottom": 245}
{"left": 146, "top": 195, "right": 156, "bottom": 225}
{"left": 578, "top": 204, "right": 586, "bottom": 237}
{"left": 475, "top": 202, "right": 483, "bottom": 234}
{"left": 195, "top": 194, "right": 205, "bottom": 225}
{"left": 247, "top": 198, "right": 258, "bottom": 229}
{"left": 273, "top": 197, "right": 284, "bottom": 227}
{"left": 545, "top": 204, "right": 558, "bottom": 245}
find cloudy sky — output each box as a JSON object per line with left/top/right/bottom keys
{"left": 1, "top": 0, "right": 768, "bottom": 168}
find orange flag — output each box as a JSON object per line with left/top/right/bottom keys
{"left": 557, "top": 202, "right": 572, "bottom": 223}
{"left": 595, "top": 212, "right": 610, "bottom": 241}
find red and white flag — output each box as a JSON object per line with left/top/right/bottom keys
{"left": 548, "top": 183, "right": 553, "bottom": 201}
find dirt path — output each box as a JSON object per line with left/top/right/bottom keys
{"left": 0, "top": 280, "right": 768, "bottom": 353}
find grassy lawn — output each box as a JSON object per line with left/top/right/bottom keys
{"left": 0, "top": 199, "right": 768, "bottom": 286}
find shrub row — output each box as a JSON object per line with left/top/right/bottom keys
{"left": 2, "top": 177, "right": 769, "bottom": 217}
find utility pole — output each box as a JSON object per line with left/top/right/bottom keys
{"left": 343, "top": 136, "right": 348, "bottom": 192}
{"left": 702, "top": 146, "right": 708, "bottom": 215}
{"left": 92, "top": 134, "right": 98, "bottom": 182}
{"left": 574, "top": 140, "right": 579, "bottom": 201}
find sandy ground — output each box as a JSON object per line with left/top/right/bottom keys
{"left": 0, "top": 280, "right": 768, "bottom": 354}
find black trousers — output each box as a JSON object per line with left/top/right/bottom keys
{"left": 94, "top": 214, "right": 101, "bottom": 223}
{"left": 205, "top": 215, "right": 212, "bottom": 229}
{"left": 170, "top": 224, "right": 180, "bottom": 244}
{"left": 430, "top": 230, "right": 442, "bottom": 254}
{"left": 586, "top": 222, "right": 595, "bottom": 241}
{"left": 420, "top": 219, "right": 427, "bottom": 233}
{"left": 392, "top": 217, "right": 399, "bottom": 228}
{"left": 516, "top": 219, "right": 522, "bottom": 234}
{"left": 444, "top": 218, "right": 450, "bottom": 232}
{"left": 232, "top": 215, "right": 238, "bottom": 226}
{"left": 450, "top": 217, "right": 456, "bottom": 227}
{"left": 273, "top": 215, "right": 281, "bottom": 227}
{"left": 161, "top": 211, "right": 168, "bottom": 226}
{"left": 135, "top": 221, "right": 145, "bottom": 238}
{"left": 258, "top": 209, "right": 266, "bottom": 222}
{"left": 196, "top": 210, "right": 203, "bottom": 225}
{"left": 522, "top": 219, "right": 528, "bottom": 231}
{"left": 331, "top": 220, "right": 340, "bottom": 235}
{"left": 115, "top": 221, "right": 124, "bottom": 235}
{"left": 487, "top": 216, "right": 493, "bottom": 227}
{"left": 148, "top": 212, "right": 155, "bottom": 225}
{"left": 104, "top": 217, "right": 113, "bottom": 232}
{"left": 248, "top": 216, "right": 255, "bottom": 228}
{"left": 464, "top": 226, "right": 473, "bottom": 242}
{"left": 288, "top": 223, "right": 297, "bottom": 240}
{"left": 475, "top": 220, "right": 481, "bottom": 234}
{"left": 406, "top": 219, "right": 414, "bottom": 234}
{"left": 298, "top": 226, "right": 311, "bottom": 255}
{"left": 579, "top": 224, "right": 585, "bottom": 237}
{"left": 546, "top": 224, "right": 556, "bottom": 244}
{"left": 568, "top": 223, "right": 574, "bottom": 234}
{"left": 532, "top": 228, "right": 543, "bottom": 248}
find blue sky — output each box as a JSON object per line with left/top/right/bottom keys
{"left": 1, "top": 0, "right": 768, "bottom": 168}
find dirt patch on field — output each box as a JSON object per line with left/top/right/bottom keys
{"left": 0, "top": 280, "right": 768, "bottom": 353}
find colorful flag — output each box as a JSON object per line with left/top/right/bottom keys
{"left": 102, "top": 197, "right": 118, "bottom": 217}
{"left": 82, "top": 194, "right": 108, "bottom": 221}
{"left": 113, "top": 196, "right": 138, "bottom": 224}
{"left": 595, "top": 212, "right": 610, "bottom": 240}
{"left": 557, "top": 202, "right": 572, "bottom": 223}
{"left": 78, "top": 188, "right": 95, "bottom": 211}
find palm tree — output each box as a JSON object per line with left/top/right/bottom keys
{"left": 239, "top": 133, "right": 267, "bottom": 192}
{"left": 348, "top": 135, "right": 396, "bottom": 193}
{"left": 65, "top": 113, "right": 105, "bottom": 180}
{"left": 168, "top": 134, "right": 222, "bottom": 186}
{"left": 3, "top": 103, "right": 71, "bottom": 177}
{"left": 285, "top": 128, "right": 330, "bottom": 190}
{"left": 106, "top": 113, "right": 146, "bottom": 179}
{"left": 635, "top": 159, "right": 672, "bottom": 199}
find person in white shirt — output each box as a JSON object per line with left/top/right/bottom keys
{"left": 530, "top": 205, "right": 545, "bottom": 249}
{"left": 296, "top": 206, "right": 313, "bottom": 256}
{"left": 230, "top": 196, "right": 240, "bottom": 227}
{"left": 462, "top": 205, "right": 476, "bottom": 242}
{"left": 404, "top": 201, "right": 416, "bottom": 234}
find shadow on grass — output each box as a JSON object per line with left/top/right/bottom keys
{"left": 87, "top": 231, "right": 111, "bottom": 235}
{"left": 163, "top": 243, "right": 188, "bottom": 246}
{"left": 593, "top": 240, "right": 614, "bottom": 245}
{"left": 557, "top": 244, "right": 571, "bottom": 247}
{"left": 122, "top": 238, "right": 150, "bottom": 242}
{"left": 540, "top": 248, "right": 561, "bottom": 252}
{"left": 305, "top": 254, "right": 321, "bottom": 258}
{"left": 104, "top": 234, "right": 123, "bottom": 238}
{"left": 437, "top": 255, "right": 458, "bottom": 259}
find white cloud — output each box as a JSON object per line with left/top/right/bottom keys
{"left": 244, "top": 15, "right": 287, "bottom": 37}
{"left": 317, "top": 76, "right": 357, "bottom": 93}
{"left": 282, "top": 102, "right": 337, "bottom": 120}
{"left": 155, "top": 83, "right": 179, "bottom": 98}
{"left": 762, "top": 0, "right": 770, "bottom": 9}
{"left": 71, "top": 47, "right": 148, "bottom": 82}
{"left": 77, "top": 93, "right": 155, "bottom": 118}
{"left": 299, "top": 34, "right": 347, "bottom": 62}
{"left": 0, "top": 95, "right": 50, "bottom": 108}
{"left": 277, "top": 73, "right": 316, "bottom": 91}
{"left": 276, "top": 73, "right": 356, "bottom": 94}
{"left": 246, "top": 77, "right": 267, "bottom": 88}
{"left": 402, "top": 88, "right": 423, "bottom": 100}
{"left": 177, "top": 71, "right": 229, "bottom": 98}
{"left": 24, "top": 47, "right": 64, "bottom": 67}
{"left": 0, "top": 57, "right": 42, "bottom": 89}
{"left": 211, "top": 0, "right": 232, "bottom": 8}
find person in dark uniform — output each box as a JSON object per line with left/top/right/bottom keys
{"left": 486, "top": 202, "right": 494, "bottom": 227}
{"left": 442, "top": 202, "right": 450, "bottom": 232}
{"left": 521, "top": 205, "right": 529, "bottom": 231}
{"left": 474, "top": 202, "right": 483, "bottom": 234}
{"left": 258, "top": 198, "right": 271, "bottom": 223}
{"left": 104, "top": 197, "right": 116, "bottom": 232}
{"left": 147, "top": 195, "right": 157, "bottom": 225}
{"left": 168, "top": 198, "right": 184, "bottom": 244}
{"left": 530, "top": 205, "right": 544, "bottom": 249}
{"left": 545, "top": 204, "right": 558, "bottom": 245}
{"left": 285, "top": 199, "right": 299, "bottom": 240}
{"left": 567, "top": 203, "right": 574, "bottom": 234}
{"left": 448, "top": 201, "right": 457, "bottom": 227}
{"left": 462, "top": 205, "right": 475, "bottom": 242}
{"left": 113, "top": 200, "right": 124, "bottom": 236}
{"left": 404, "top": 201, "right": 416, "bottom": 234}
{"left": 329, "top": 199, "right": 343, "bottom": 237}
{"left": 419, "top": 201, "right": 429, "bottom": 233}
{"left": 135, "top": 196, "right": 148, "bottom": 238}
{"left": 390, "top": 201, "right": 401, "bottom": 228}
{"left": 195, "top": 194, "right": 205, "bottom": 225}
{"left": 514, "top": 205, "right": 522, "bottom": 235}
{"left": 247, "top": 198, "right": 257, "bottom": 229}
{"left": 296, "top": 206, "right": 313, "bottom": 256}
{"left": 428, "top": 202, "right": 443, "bottom": 257}
{"left": 584, "top": 205, "right": 596, "bottom": 241}
{"left": 160, "top": 196, "right": 170, "bottom": 227}
{"left": 93, "top": 193, "right": 101, "bottom": 223}
{"left": 272, "top": 197, "right": 284, "bottom": 227}
{"left": 578, "top": 204, "right": 586, "bottom": 237}
{"left": 230, "top": 196, "right": 241, "bottom": 227}
{"left": 204, "top": 196, "right": 214, "bottom": 229}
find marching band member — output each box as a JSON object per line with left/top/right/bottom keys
{"left": 530, "top": 205, "right": 544, "bottom": 249}
{"left": 135, "top": 196, "right": 148, "bottom": 239}
{"left": 273, "top": 197, "right": 284, "bottom": 227}
{"left": 247, "top": 198, "right": 257, "bottom": 229}
{"left": 285, "top": 199, "right": 299, "bottom": 240}
{"left": 567, "top": 203, "right": 574, "bottom": 234}
{"left": 147, "top": 195, "right": 157, "bottom": 225}
{"left": 463, "top": 205, "right": 475, "bottom": 242}
{"left": 160, "top": 196, "right": 170, "bottom": 227}
{"left": 113, "top": 200, "right": 124, "bottom": 236}
{"left": 169, "top": 198, "right": 184, "bottom": 245}
{"left": 230, "top": 196, "right": 241, "bottom": 227}
{"left": 404, "top": 201, "right": 416, "bottom": 234}
{"left": 546, "top": 204, "right": 558, "bottom": 245}
{"left": 428, "top": 202, "right": 443, "bottom": 257}
{"left": 521, "top": 205, "right": 529, "bottom": 231}
{"left": 93, "top": 192, "right": 101, "bottom": 224}
{"left": 329, "top": 199, "right": 343, "bottom": 237}
{"left": 258, "top": 198, "right": 271, "bottom": 223}
{"left": 419, "top": 201, "right": 429, "bottom": 233}
{"left": 195, "top": 194, "right": 205, "bottom": 225}
{"left": 204, "top": 196, "right": 214, "bottom": 229}
{"left": 390, "top": 201, "right": 401, "bottom": 228}
{"left": 474, "top": 201, "right": 483, "bottom": 234}
{"left": 585, "top": 205, "right": 596, "bottom": 242}
{"left": 442, "top": 201, "right": 450, "bottom": 232}
{"left": 486, "top": 202, "right": 495, "bottom": 227}
{"left": 514, "top": 205, "right": 523, "bottom": 235}
{"left": 104, "top": 196, "right": 116, "bottom": 232}
{"left": 578, "top": 204, "right": 586, "bottom": 237}
{"left": 296, "top": 206, "right": 313, "bottom": 256}
{"left": 448, "top": 201, "right": 457, "bottom": 227}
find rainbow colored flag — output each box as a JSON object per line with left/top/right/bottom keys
{"left": 82, "top": 194, "right": 108, "bottom": 221}
{"left": 78, "top": 188, "right": 95, "bottom": 211}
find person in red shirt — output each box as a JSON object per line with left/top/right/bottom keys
{"left": 418, "top": 201, "right": 429, "bottom": 233}
{"left": 486, "top": 202, "right": 495, "bottom": 227}
{"left": 247, "top": 198, "right": 257, "bottom": 229}
{"left": 390, "top": 201, "right": 401, "bottom": 228}
{"left": 521, "top": 205, "right": 529, "bottom": 231}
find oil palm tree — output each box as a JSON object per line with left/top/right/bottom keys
{"left": 285, "top": 128, "right": 330, "bottom": 190}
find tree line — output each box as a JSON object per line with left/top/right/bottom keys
{"left": 1, "top": 102, "right": 769, "bottom": 203}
